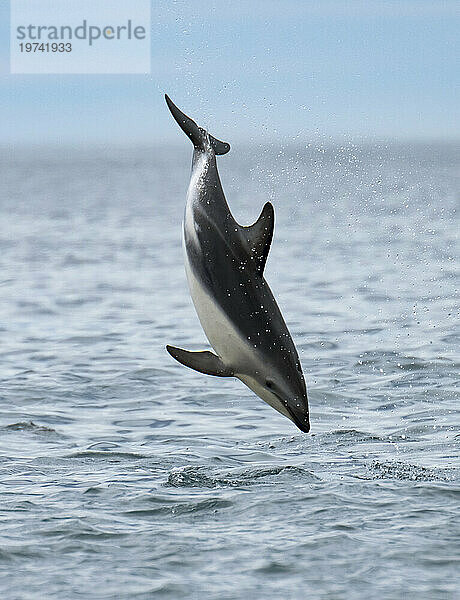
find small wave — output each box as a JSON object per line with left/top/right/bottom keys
{"left": 3, "top": 421, "right": 56, "bottom": 434}
{"left": 254, "top": 560, "right": 293, "bottom": 574}
{"left": 61, "top": 371, "right": 93, "bottom": 383}
{"left": 61, "top": 253, "right": 100, "bottom": 266}
{"left": 2, "top": 500, "right": 39, "bottom": 512}
{"left": 125, "top": 498, "right": 232, "bottom": 517}
{"left": 83, "top": 486, "right": 104, "bottom": 495}
{"left": 55, "top": 296, "right": 102, "bottom": 307}
{"left": 321, "top": 429, "right": 383, "bottom": 446}
{"left": 66, "top": 450, "right": 146, "bottom": 460}
{"left": 113, "top": 417, "right": 173, "bottom": 429}
{"left": 166, "top": 467, "right": 219, "bottom": 488}
{"left": 64, "top": 334, "right": 120, "bottom": 345}
{"left": 300, "top": 340, "right": 339, "bottom": 350}
{"left": 368, "top": 460, "right": 452, "bottom": 482}
{"left": 125, "top": 368, "right": 171, "bottom": 381}
{"left": 70, "top": 530, "right": 128, "bottom": 541}
{"left": 441, "top": 333, "right": 460, "bottom": 344}
{"left": 0, "top": 547, "right": 43, "bottom": 560}
{"left": 166, "top": 465, "right": 318, "bottom": 488}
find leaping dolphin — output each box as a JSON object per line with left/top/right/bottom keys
{"left": 165, "top": 95, "right": 310, "bottom": 433}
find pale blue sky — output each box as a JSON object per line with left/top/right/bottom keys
{"left": 1, "top": 0, "right": 458, "bottom": 145}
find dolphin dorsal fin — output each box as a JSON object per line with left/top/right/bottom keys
{"left": 240, "top": 202, "right": 274, "bottom": 276}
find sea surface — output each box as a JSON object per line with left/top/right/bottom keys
{"left": 0, "top": 142, "right": 459, "bottom": 599}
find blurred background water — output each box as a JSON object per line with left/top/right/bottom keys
{"left": 0, "top": 142, "right": 459, "bottom": 599}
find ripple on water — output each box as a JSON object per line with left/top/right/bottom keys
{"left": 1, "top": 144, "right": 459, "bottom": 600}
{"left": 124, "top": 497, "right": 234, "bottom": 518}
{"left": 3, "top": 421, "right": 56, "bottom": 433}
{"left": 367, "top": 460, "right": 454, "bottom": 482}
{"left": 65, "top": 450, "right": 148, "bottom": 461}
{"left": 166, "top": 465, "right": 320, "bottom": 488}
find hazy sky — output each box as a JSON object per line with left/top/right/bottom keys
{"left": 1, "top": 0, "right": 458, "bottom": 145}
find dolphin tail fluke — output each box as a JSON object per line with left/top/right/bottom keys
{"left": 166, "top": 345, "right": 233, "bottom": 377}
{"left": 165, "top": 94, "right": 230, "bottom": 155}
{"left": 208, "top": 134, "right": 231, "bottom": 156}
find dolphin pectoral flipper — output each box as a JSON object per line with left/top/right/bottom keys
{"left": 241, "top": 202, "right": 274, "bottom": 275}
{"left": 166, "top": 345, "right": 233, "bottom": 377}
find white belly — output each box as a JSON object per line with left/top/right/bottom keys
{"left": 184, "top": 248, "right": 252, "bottom": 372}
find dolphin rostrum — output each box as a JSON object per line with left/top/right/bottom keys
{"left": 165, "top": 95, "right": 310, "bottom": 433}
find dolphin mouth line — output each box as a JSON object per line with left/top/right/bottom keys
{"left": 288, "top": 410, "right": 310, "bottom": 434}
{"left": 273, "top": 392, "right": 310, "bottom": 434}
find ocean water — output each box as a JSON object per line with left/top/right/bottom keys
{"left": 0, "top": 142, "right": 458, "bottom": 599}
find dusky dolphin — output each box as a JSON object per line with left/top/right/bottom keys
{"left": 165, "top": 95, "right": 310, "bottom": 433}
